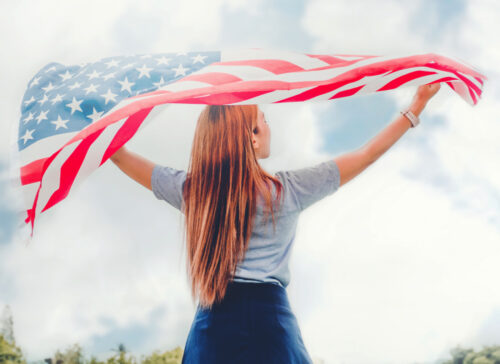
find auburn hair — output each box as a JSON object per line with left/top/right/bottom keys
{"left": 179, "top": 104, "right": 285, "bottom": 309}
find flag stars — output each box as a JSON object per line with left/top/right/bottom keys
{"left": 66, "top": 97, "right": 83, "bottom": 114}
{"left": 191, "top": 54, "right": 207, "bottom": 64}
{"left": 123, "top": 62, "right": 134, "bottom": 69}
{"left": 153, "top": 76, "right": 166, "bottom": 88}
{"left": 87, "top": 70, "right": 101, "bottom": 80}
{"left": 37, "top": 94, "right": 49, "bottom": 106}
{"left": 102, "top": 72, "right": 116, "bottom": 81}
{"left": 42, "top": 82, "right": 55, "bottom": 93}
{"left": 51, "top": 93, "right": 65, "bottom": 104}
{"left": 36, "top": 110, "right": 49, "bottom": 124}
{"left": 29, "top": 76, "right": 41, "bottom": 88}
{"left": 23, "top": 112, "right": 34, "bottom": 124}
{"left": 156, "top": 56, "right": 171, "bottom": 65}
{"left": 59, "top": 71, "right": 73, "bottom": 81}
{"left": 118, "top": 77, "right": 135, "bottom": 93}
{"left": 20, "top": 129, "right": 35, "bottom": 144}
{"left": 24, "top": 96, "right": 36, "bottom": 106}
{"left": 84, "top": 84, "right": 99, "bottom": 95}
{"left": 51, "top": 115, "right": 69, "bottom": 130}
{"left": 105, "top": 59, "right": 119, "bottom": 68}
{"left": 173, "top": 63, "right": 189, "bottom": 77}
{"left": 136, "top": 64, "right": 153, "bottom": 79}
{"left": 101, "top": 89, "right": 118, "bottom": 104}
{"left": 68, "top": 81, "right": 82, "bottom": 90}
{"left": 45, "top": 65, "right": 57, "bottom": 73}
{"left": 87, "top": 107, "right": 104, "bottom": 122}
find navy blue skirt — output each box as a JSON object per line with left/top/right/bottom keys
{"left": 181, "top": 281, "right": 313, "bottom": 364}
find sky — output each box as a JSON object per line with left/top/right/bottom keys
{"left": 0, "top": 0, "right": 499, "bottom": 363}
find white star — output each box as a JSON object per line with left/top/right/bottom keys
{"left": 86, "top": 107, "right": 104, "bottom": 122}
{"left": 51, "top": 93, "right": 65, "bottom": 104}
{"left": 45, "top": 65, "right": 57, "bottom": 73}
{"left": 173, "top": 63, "right": 189, "bottom": 77}
{"left": 29, "top": 76, "right": 41, "bottom": 88}
{"left": 191, "top": 54, "right": 207, "bottom": 64}
{"left": 87, "top": 70, "right": 101, "bottom": 80}
{"left": 68, "top": 81, "right": 82, "bottom": 90}
{"left": 66, "top": 97, "right": 83, "bottom": 114}
{"left": 37, "top": 94, "right": 49, "bottom": 106}
{"left": 23, "top": 112, "right": 34, "bottom": 124}
{"left": 24, "top": 96, "right": 35, "bottom": 106}
{"left": 20, "top": 129, "right": 35, "bottom": 144}
{"left": 102, "top": 72, "right": 116, "bottom": 81}
{"left": 123, "top": 63, "right": 134, "bottom": 69}
{"left": 101, "top": 89, "right": 118, "bottom": 105}
{"left": 59, "top": 71, "right": 73, "bottom": 81}
{"left": 156, "top": 56, "right": 171, "bottom": 65}
{"left": 136, "top": 64, "right": 153, "bottom": 79}
{"left": 105, "top": 59, "right": 119, "bottom": 68}
{"left": 41, "top": 82, "right": 55, "bottom": 93}
{"left": 153, "top": 76, "right": 166, "bottom": 88}
{"left": 118, "top": 77, "right": 135, "bottom": 93}
{"left": 84, "top": 84, "right": 99, "bottom": 95}
{"left": 51, "top": 115, "right": 69, "bottom": 130}
{"left": 36, "top": 110, "right": 49, "bottom": 124}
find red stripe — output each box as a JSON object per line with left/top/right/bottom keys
{"left": 211, "top": 59, "right": 305, "bottom": 74}
{"left": 20, "top": 158, "right": 47, "bottom": 185}
{"left": 378, "top": 70, "right": 438, "bottom": 91}
{"left": 101, "top": 107, "right": 152, "bottom": 165}
{"left": 42, "top": 129, "right": 104, "bottom": 213}
{"left": 424, "top": 63, "right": 482, "bottom": 97}
{"left": 330, "top": 85, "right": 365, "bottom": 99}
{"left": 275, "top": 72, "right": 372, "bottom": 102}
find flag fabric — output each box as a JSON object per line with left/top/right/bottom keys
{"left": 12, "top": 48, "right": 487, "bottom": 237}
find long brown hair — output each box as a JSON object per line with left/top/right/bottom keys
{"left": 180, "top": 104, "right": 284, "bottom": 309}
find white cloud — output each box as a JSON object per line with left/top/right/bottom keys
{"left": 301, "top": 0, "right": 425, "bottom": 55}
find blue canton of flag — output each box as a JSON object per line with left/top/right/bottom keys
{"left": 19, "top": 51, "right": 220, "bottom": 151}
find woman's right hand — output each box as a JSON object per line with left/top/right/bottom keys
{"left": 415, "top": 82, "right": 441, "bottom": 102}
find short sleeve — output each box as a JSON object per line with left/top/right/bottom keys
{"left": 151, "top": 164, "right": 187, "bottom": 211}
{"left": 275, "top": 159, "right": 341, "bottom": 212}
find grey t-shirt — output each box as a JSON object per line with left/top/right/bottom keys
{"left": 151, "top": 159, "right": 341, "bottom": 288}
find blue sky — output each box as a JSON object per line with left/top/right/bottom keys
{"left": 0, "top": 1, "right": 499, "bottom": 363}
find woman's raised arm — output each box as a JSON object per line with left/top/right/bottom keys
{"left": 109, "top": 146, "right": 156, "bottom": 191}
{"left": 333, "top": 83, "right": 441, "bottom": 187}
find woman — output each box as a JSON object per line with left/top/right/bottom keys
{"left": 110, "top": 83, "right": 440, "bottom": 363}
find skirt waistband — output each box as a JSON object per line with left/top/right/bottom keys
{"left": 199, "top": 280, "right": 289, "bottom": 311}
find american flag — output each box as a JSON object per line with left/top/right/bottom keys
{"left": 13, "top": 48, "right": 487, "bottom": 237}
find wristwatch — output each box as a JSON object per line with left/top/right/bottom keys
{"left": 400, "top": 110, "right": 420, "bottom": 128}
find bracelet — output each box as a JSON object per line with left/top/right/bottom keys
{"left": 400, "top": 110, "right": 420, "bottom": 128}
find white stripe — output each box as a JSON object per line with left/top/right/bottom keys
{"left": 308, "top": 66, "right": 453, "bottom": 101}
{"left": 227, "top": 86, "right": 319, "bottom": 104}
{"left": 221, "top": 49, "right": 330, "bottom": 69}
{"left": 71, "top": 118, "right": 127, "bottom": 189}
{"left": 19, "top": 131, "right": 79, "bottom": 166}
{"left": 35, "top": 140, "right": 81, "bottom": 218}
{"left": 192, "top": 64, "right": 276, "bottom": 80}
